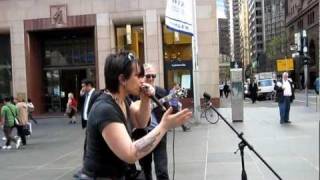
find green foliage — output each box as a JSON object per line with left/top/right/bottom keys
{"left": 265, "top": 34, "right": 286, "bottom": 60}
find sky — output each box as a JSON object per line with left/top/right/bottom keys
{"left": 216, "top": 0, "right": 227, "bottom": 18}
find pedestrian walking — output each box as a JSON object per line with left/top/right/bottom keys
{"left": 16, "top": 96, "right": 29, "bottom": 146}
{"left": 223, "top": 82, "right": 230, "bottom": 98}
{"left": 219, "top": 82, "right": 224, "bottom": 98}
{"left": 27, "top": 98, "right": 38, "bottom": 125}
{"left": 65, "top": 93, "right": 77, "bottom": 124}
{"left": 1, "top": 97, "right": 21, "bottom": 149}
{"left": 274, "top": 72, "right": 295, "bottom": 124}
{"left": 249, "top": 78, "right": 258, "bottom": 103}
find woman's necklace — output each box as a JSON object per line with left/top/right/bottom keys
{"left": 104, "top": 90, "right": 127, "bottom": 119}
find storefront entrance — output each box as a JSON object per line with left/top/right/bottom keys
{"left": 44, "top": 68, "right": 92, "bottom": 112}
{"left": 164, "top": 60, "right": 193, "bottom": 97}
{"left": 26, "top": 27, "right": 96, "bottom": 113}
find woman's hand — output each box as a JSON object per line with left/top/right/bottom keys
{"left": 160, "top": 107, "right": 192, "bottom": 131}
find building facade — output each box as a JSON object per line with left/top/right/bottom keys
{"left": 263, "top": 0, "right": 286, "bottom": 72}
{"left": 239, "top": 0, "right": 250, "bottom": 75}
{"left": 218, "top": 18, "right": 231, "bottom": 56}
{"left": 286, "top": 0, "right": 319, "bottom": 88}
{"left": 218, "top": 18, "right": 231, "bottom": 82}
{"left": 232, "top": 0, "right": 241, "bottom": 64}
{"left": 248, "top": 0, "right": 265, "bottom": 70}
{"left": 0, "top": 0, "right": 219, "bottom": 113}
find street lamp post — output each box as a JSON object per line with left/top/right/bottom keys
{"left": 302, "top": 30, "right": 309, "bottom": 107}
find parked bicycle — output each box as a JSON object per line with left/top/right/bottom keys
{"left": 192, "top": 95, "right": 219, "bottom": 124}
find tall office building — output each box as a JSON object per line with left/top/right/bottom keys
{"left": 218, "top": 18, "right": 231, "bottom": 56}
{"left": 218, "top": 0, "right": 231, "bottom": 82}
{"left": 286, "top": 0, "right": 319, "bottom": 87}
{"left": 239, "top": 0, "right": 250, "bottom": 72}
{"left": 264, "top": 0, "right": 285, "bottom": 43}
{"left": 232, "top": 0, "right": 241, "bottom": 64}
{"left": 263, "top": 0, "right": 286, "bottom": 71}
{"left": 248, "top": 0, "right": 265, "bottom": 71}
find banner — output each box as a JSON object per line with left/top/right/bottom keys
{"left": 165, "top": 0, "right": 193, "bottom": 35}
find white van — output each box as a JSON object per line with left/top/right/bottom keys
{"left": 257, "top": 79, "right": 275, "bottom": 100}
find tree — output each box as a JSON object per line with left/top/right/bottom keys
{"left": 265, "top": 34, "right": 286, "bottom": 71}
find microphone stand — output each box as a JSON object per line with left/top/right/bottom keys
{"left": 210, "top": 106, "right": 282, "bottom": 180}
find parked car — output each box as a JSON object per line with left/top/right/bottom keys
{"left": 257, "top": 79, "right": 275, "bottom": 100}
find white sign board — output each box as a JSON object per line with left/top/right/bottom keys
{"left": 181, "top": 74, "right": 191, "bottom": 89}
{"left": 165, "top": 0, "right": 193, "bottom": 35}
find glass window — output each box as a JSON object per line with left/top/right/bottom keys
{"left": 0, "top": 35, "right": 12, "bottom": 98}
{"left": 255, "top": 2, "right": 261, "bottom": 7}
{"left": 162, "top": 25, "right": 192, "bottom": 62}
{"left": 256, "top": 27, "right": 263, "bottom": 33}
{"left": 256, "top": 10, "right": 262, "bottom": 16}
{"left": 258, "top": 79, "right": 273, "bottom": 87}
{"left": 43, "top": 35, "right": 94, "bottom": 67}
{"left": 115, "top": 25, "right": 145, "bottom": 64}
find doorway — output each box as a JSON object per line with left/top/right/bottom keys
{"left": 44, "top": 69, "right": 89, "bottom": 112}
{"left": 44, "top": 69, "right": 88, "bottom": 112}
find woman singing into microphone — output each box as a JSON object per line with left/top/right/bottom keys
{"left": 82, "top": 52, "right": 192, "bottom": 179}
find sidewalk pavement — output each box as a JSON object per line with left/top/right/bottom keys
{"left": 0, "top": 105, "right": 318, "bottom": 180}
{"left": 168, "top": 105, "right": 319, "bottom": 180}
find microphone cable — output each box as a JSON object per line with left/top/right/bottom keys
{"left": 172, "top": 127, "right": 176, "bottom": 180}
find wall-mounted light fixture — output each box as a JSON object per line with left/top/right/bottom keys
{"left": 174, "top": 31, "right": 180, "bottom": 42}
{"left": 126, "top": 24, "right": 132, "bottom": 45}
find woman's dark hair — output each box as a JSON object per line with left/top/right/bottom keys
{"left": 104, "top": 52, "right": 138, "bottom": 93}
{"left": 138, "top": 63, "right": 145, "bottom": 78}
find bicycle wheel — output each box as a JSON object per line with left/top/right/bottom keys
{"left": 205, "top": 107, "right": 219, "bottom": 124}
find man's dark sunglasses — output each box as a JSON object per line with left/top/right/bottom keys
{"left": 146, "top": 74, "right": 156, "bottom": 79}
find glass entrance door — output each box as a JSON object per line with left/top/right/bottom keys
{"left": 60, "top": 69, "right": 86, "bottom": 112}
{"left": 44, "top": 69, "right": 88, "bottom": 112}
{"left": 44, "top": 70, "right": 61, "bottom": 112}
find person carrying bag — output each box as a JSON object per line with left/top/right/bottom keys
{"left": 1, "top": 97, "right": 21, "bottom": 149}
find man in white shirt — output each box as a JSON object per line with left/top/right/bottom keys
{"left": 274, "top": 72, "right": 295, "bottom": 124}
{"left": 80, "top": 79, "right": 99, "bottom": 129}
{"left": 74, "top": 79, "right": 101, "bottom": 179}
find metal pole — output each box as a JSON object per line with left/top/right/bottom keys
{"left": 192, "top": 0, "right": 200, "bottom": 123}
{"left": 304, "top": 63, "right": 308, "bottom": 107}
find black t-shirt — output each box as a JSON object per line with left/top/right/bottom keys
{"left": 83, "top": 92, "right": 132, "bottom": 178}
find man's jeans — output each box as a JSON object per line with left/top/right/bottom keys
{"left": 140, "top": 134, "right": 169, "bottom": 180}
{"left": 279, "top": 96, "right": 291, "bottom": 123}
{"left": 3, "top": 126, "right": 16, "bottom": 146}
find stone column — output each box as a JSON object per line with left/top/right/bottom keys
{"left": 144, "top": 9, "right": 164, "bottom": 87}
{"left": 10, "top": 20, "right": 27, "bottom": 98}
{"left": 197, "top": 1, "right": 220, "bottom": 99}
{"left": 96, "top": 13, "right": 113, "bottom": 89}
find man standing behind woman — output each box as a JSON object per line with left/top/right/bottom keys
{"left": 274, "top": 72, "right": 295, "bottom": 124}
{"left": 140, "top": 63, "right": 170, "bottom": 180}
